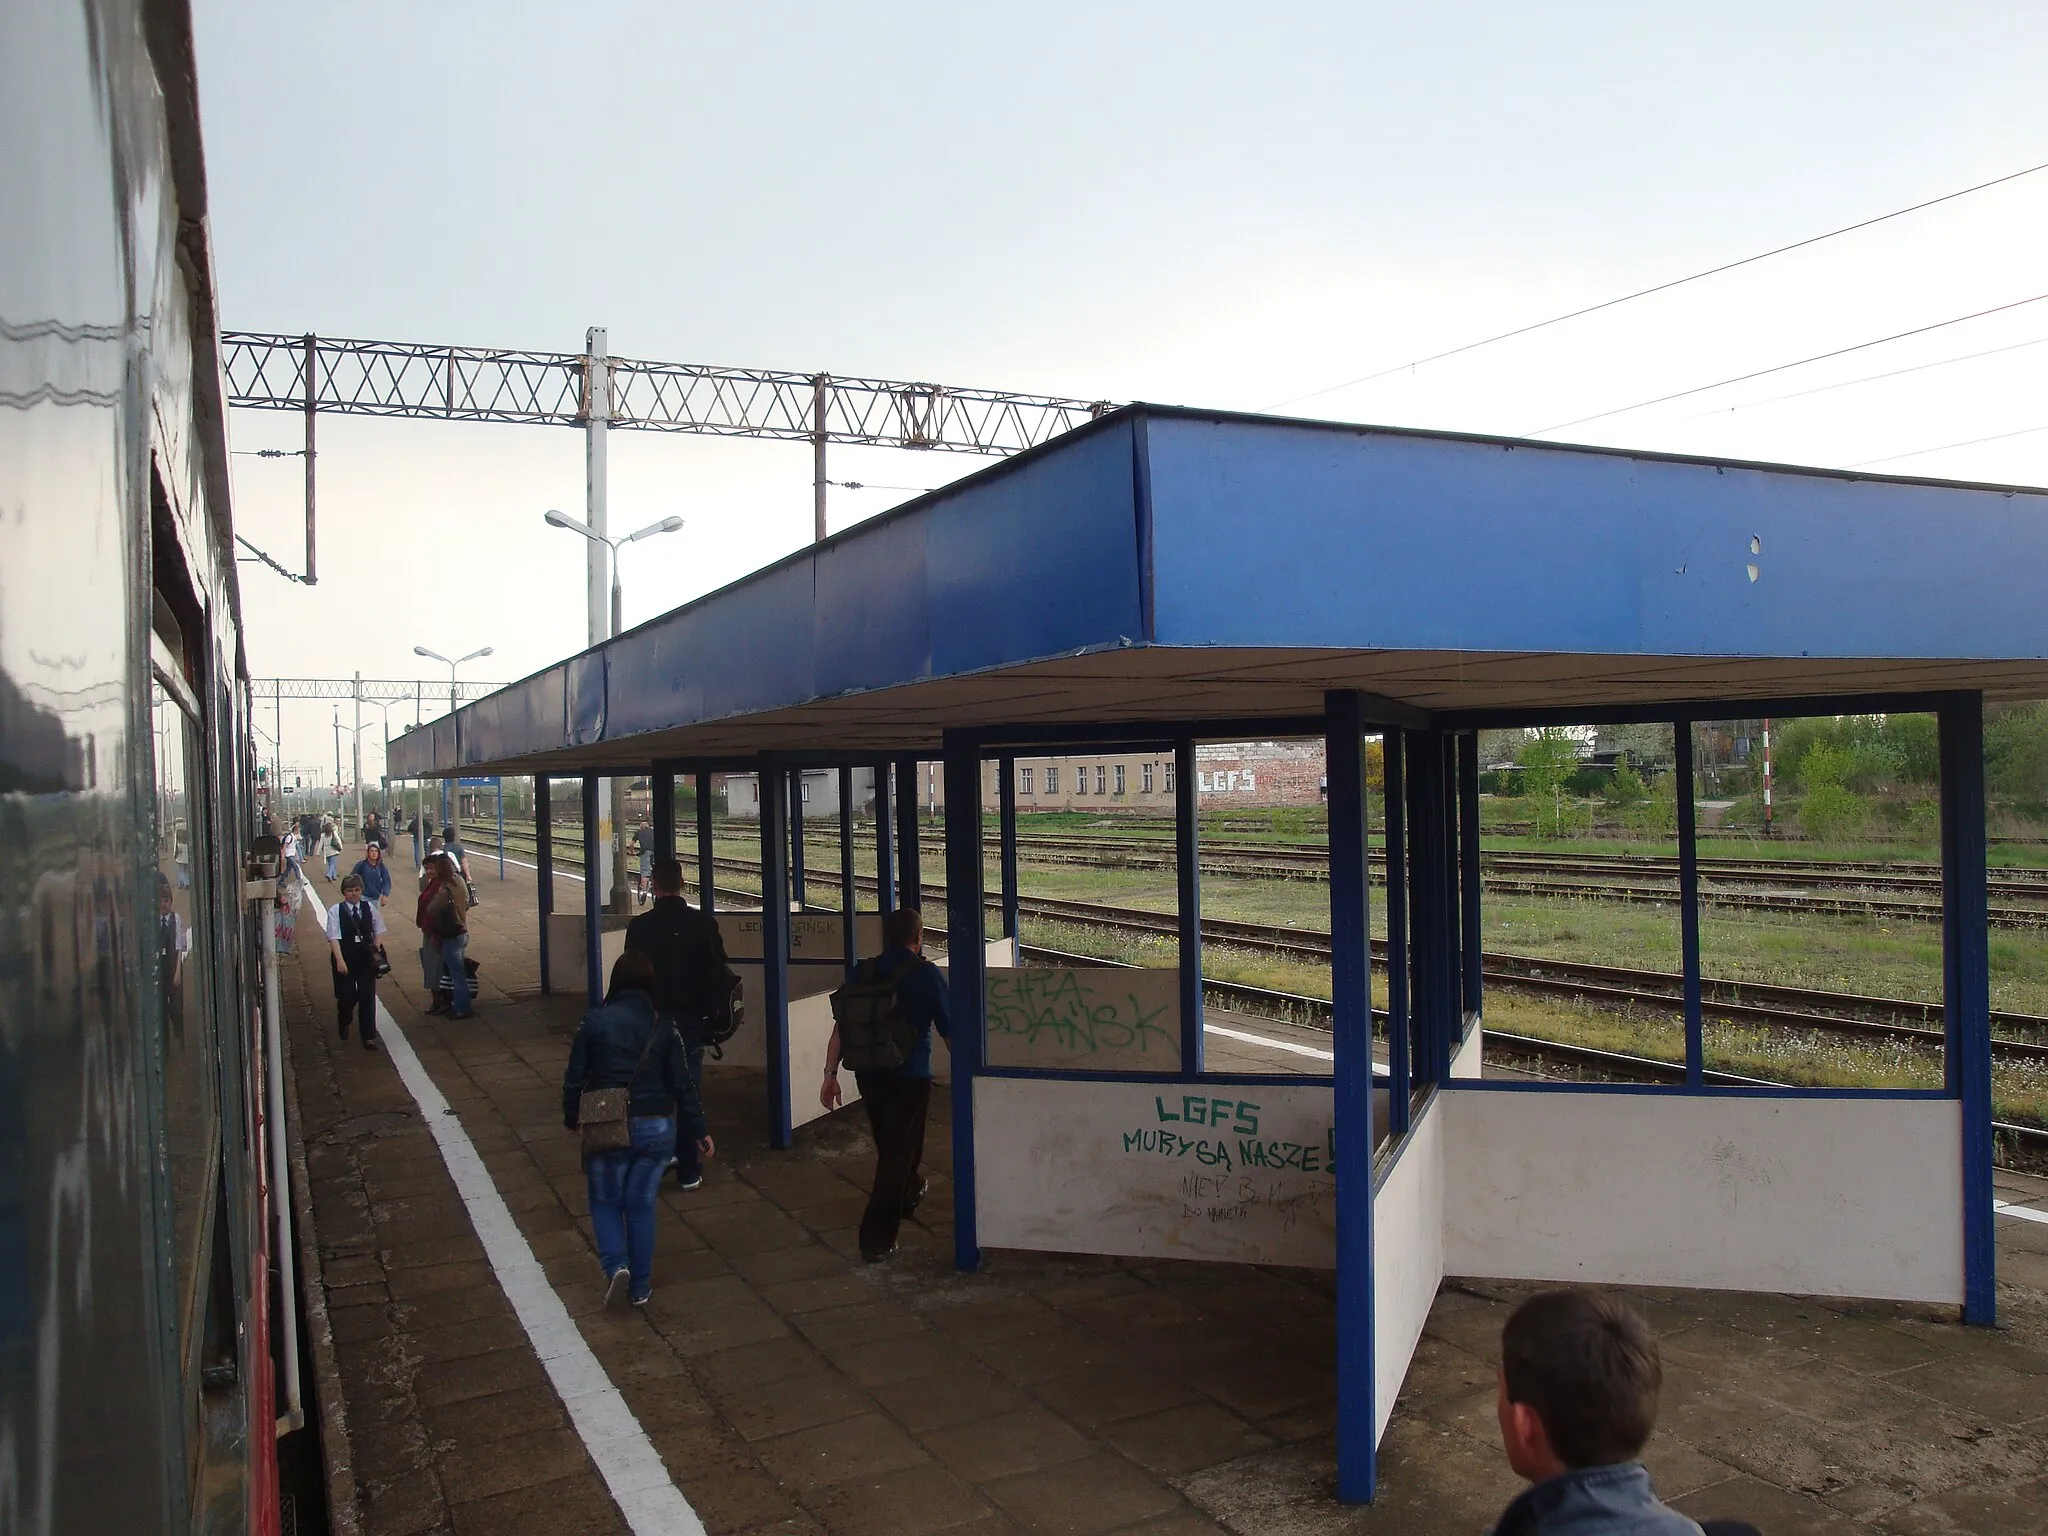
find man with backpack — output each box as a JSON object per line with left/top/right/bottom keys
{"left": 822, "top": 908, "right": 950, "bottom": 1262}
{"left": 624, "top": 857, "right": 736, "bottom": 1190}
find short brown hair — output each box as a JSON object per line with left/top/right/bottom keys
{"left": 608, "top": 949, "right": 658, "bottom": 1000}
{"left": 882, "top": 907, "right": 924, "bottom": 950}
{"left": 652, "top": 857, "right": 684, "bottom": 893}
{"left": 1501, "top": 1290, "right": 1662, "bottom": 1467}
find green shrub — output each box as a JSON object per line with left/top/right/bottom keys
{"left": 1799, "top": 784, "right": 1867, "bottom": 842}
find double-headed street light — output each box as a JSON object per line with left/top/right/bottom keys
{"left": 413, "top": 643, "right": 495, "bottom": 718}
{"left": 543, "top": 510, "right": 684, "bottom": 639}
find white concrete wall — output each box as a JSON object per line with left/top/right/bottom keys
{"left": 983, "top": 967, "right": 1181, "bottom": 1072}
{"left": 975, "top": 1077, "right": 1338, "bottom": 1267}
{"left": 1450, "top": 1018, "right": 1483, "bottom": 1079}
{"left": 1443, "top": 1089, "right": 1965, "bottom": 1304}
{"left": 717, "top": 912, "right": 884, "bottom": 962}
{"left": 1372, "top": 1095, "right": 1446, "bottom": 1441}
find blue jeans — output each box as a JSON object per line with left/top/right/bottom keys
{"left": 585, "top": 1115, "right": 676, "bottom": 1300}
{"left": 439, "top": 933, "right": 471, "bottom": 1014}
{"left": 325, "top": 854, "right": 339, "bottom": 880}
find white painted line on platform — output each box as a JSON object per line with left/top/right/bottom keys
{"left": 298, "top": 880, "right": 704, "bottom": 1536}
{"left": 1203, "top": 1020, "right": 1335, "bottom": 1061}
{"left": 1997, "top": 1199, "right": 2048, "bottom": 1226}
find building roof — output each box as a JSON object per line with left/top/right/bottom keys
{"left": 389, "top": 405, "right": 2048, "bottom": 777}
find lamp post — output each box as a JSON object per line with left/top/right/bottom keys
{"left": 544, "top": 508, "right": 684, "bottom": 910}
{"left": 414, "top": 644, "right": 494, "bottom": 847}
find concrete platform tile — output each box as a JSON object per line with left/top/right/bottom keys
{"left": 793, "top": 1299, "right": 933, "bottom": 1351}
{"left": 755, "top": 1409, "right": 931, "bottom": 1490}
{"left": 387, "top": 1259, "right": 495, "bottom": 1300}
{"left": 823, "top": 1329, "right": 983, "bottom": 1390}
{"left": 1099, "top": 1401, "right": 1276, "bottom": 1479}
{"left": 447, "top": 1471, "right": 625, "bottom": 1536}
{"left": 868, "top": 1359, "right": 1031, "bottom": 1433}
{"left": 694, "top": 1334, "right": 836, "bottom": 1396}
{"left": 759, "top": 1270, "right": 892, "bottom": 1317}
{"left": 918, "top": 1403, "right": 1098, "bottom": 1485}
{"left": 1869, "top": 1473, "right": 2048, "bottom": 1535}
{"left": 394, "top": 1285, "right": 516, "bottom": 1331}
{"left": 1105, "top": 1513, "right": 1230, "bottom": 1536}
{"left": 1062, "top": 1288, "right": 1217, "bottom": 1340}
{"left": 1388, "top": 1334, "right": 1495, "bottom": 1417}
{"left": 797, "top": 1460, "right": 994, "bottom": 1536}
{"left": 982, "top": 1451, "right": 1181, "bottom": 1534}
{"left": 435, "top": 1423, "right": 593, "bottom": 1504}
{"left": 413, "top": 1346, "right": 549, "bottom": 1409}
{"left": 651, "top": 1301, "right": 794, "bottom": 1358}
{"left": 708, "top": 1366, "right": 877, "bottom": 1442}
{"left": 1637, "top": 1433, "right": 1742, "bottom": 1502}
{"left": 730, "top": 1243, "right": 856, "bottom": 1287}
{"left": 1668, "top": 1472, "right": 1851, "bottom": 1534}
{"left": 688, "top": 1204, "right": 820, "bottom": 1257}
{"left": 1184, "top": 1349, "right": 1333, "bottom": 1423}
{"left": 419, "top": 1383, "right": 569, "bottom": 1447}
{"left": 404, "top": 1314, "right": 530, "bottom": 1366}
{"left": 356, "top": 1465, "right": 447, "bottom": 1536}
{"left": 965, "top": 1323, "right": 1137, "bottom": 1388}
{"left": 1032, "top": 1362, "right": 1203, "bottom": 1430}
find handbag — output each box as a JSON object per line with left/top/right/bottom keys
{"left": 577, "top": 1021, "right": 661, "bottom": 1157}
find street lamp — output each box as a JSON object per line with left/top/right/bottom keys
{"left": 415, "top": 644, "right": 494, "bottom": 851}
{"left": 543, "top": 509, "right": 684, "bottom": 638}
{"left": 413, "top": 643, "right": 495, "bottom": 719}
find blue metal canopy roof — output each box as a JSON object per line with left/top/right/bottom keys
{"left": 389, "top": 405, "right": 2048, "bottom": 776}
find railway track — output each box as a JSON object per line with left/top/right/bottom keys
{"left": 469, "top": 825, "right": 2048, "bottom": 1067}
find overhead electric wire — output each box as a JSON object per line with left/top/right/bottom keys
{"left": 1523, "top": 290, "right": 2048, "bottom": 438}
{"left": 1844, "top": 422, "right": 2048, "bottom": 470}
{"left": 1684, "top": 333, "right": 2048, "bottom": 420}
{"left": 1266, "top": 157, "right": 2048, "bottom": 412}
{"left": 234, "top": 533, "right": 310, "bottom": 583}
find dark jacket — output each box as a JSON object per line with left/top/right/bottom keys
{"left": 624, "top": 895, "right": 731, "bottom": 1041}
{"left": 352, "top": 856, "right": 392, "bottom": 902}
{"left": 562, "top": 989, "right": 708, "bottom": 1139}
{"left": 1490, "top": 1464, "right": 1702, "bottom": 1536}
{"left": 864, "top": 947, "right": 950, "bottom": 1079}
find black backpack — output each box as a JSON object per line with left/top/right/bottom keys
{"left": 829, "top": 958, "right": 925, "bottom": 1072}
{"left": 638, "top": 908, "right": 743, "bottom": 1057}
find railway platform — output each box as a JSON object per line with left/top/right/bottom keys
{"left": 279, "top": 856, "right": 2048, "bottom": 1536}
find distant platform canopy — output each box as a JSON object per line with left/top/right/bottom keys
{"left": 388, "top": 405, "right": 2048, "bottom": 777}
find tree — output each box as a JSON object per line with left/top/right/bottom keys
{"left": 1518, "top": 728, "right": 1585, "bottom": 838}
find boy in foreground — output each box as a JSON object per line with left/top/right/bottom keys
{"left": 1491, "top": 1290, "right": 1751, "bottom": 1536}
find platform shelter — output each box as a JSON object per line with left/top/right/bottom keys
{"left": 389, "top": 405, "right": 2048, "bottom": 1501}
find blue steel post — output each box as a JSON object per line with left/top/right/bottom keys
{"left": 651, "top": 768, "right": 675, "bottom": 864}
{"left": 536, "top": 775, "right": 553, "bottom": 995}
{"left": 998, "top": 754, "right": 1020, "bottom": 943}
{"left": 789, "top": 770, "right": 806, "bottom": 912}
{"left": 1457, "top": 734, "right": 1481, "bottom": 1029}
{"left": 759, "top": 758, "right": 794, "bottom": 1149}
{"left": 839, "top": 765, "right": 857, "bottom": 976}
{"left": 1940, "top": 695, "right": 1995, "bottom": 1325}
{"left": 1441, "top": 735, "right": 1464, "bottom": 1052}
{"left": 942, "top": 732, "right": 985, "bottom": 1272}
{"left": 695, "top": 772, "right": 715, "bottom": 913}
{"left": 1175, "top": 735, "right": 1203, "bottom": 1075}
{"left": 1325, "top": 691, "right": 1376, "bottom": 1502}
{"left": 1675, "top": 720, "right": 1704, "bottom": 1085}
{"left": 875, "top": 762, "right": 897, "bottom": 912}
{"left": 581, "top": 776, "right": 602, "bottom": 1007}
{"left": 496, "top": 779, "right": 506, "bottom": 880}
{"left": 1383, "top": 734, "right": 1410, "bottom": 1136}
{"left": 1406, "top": 732, "right": 1448, "bottom": 1084}
{"left": 895, "top": 754, "right": 922, "bottom": 909}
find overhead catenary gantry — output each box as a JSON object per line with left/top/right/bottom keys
{"left": 225, "top": 327, "right": 1110, "bottom": 909}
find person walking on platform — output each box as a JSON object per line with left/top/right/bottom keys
{"left": 625, "top": 857, "right": 734, "bottom": 1190}
{"left": 563, "top": 950, "right": 714, "bottom": 1308}
{"left": 315, "top": 819, "right": 341, "bottom": 882}
{"left": 352, "top": 841, "right": 392, "bottom": 907}
{"left": 422, "top": 852, "right": 474, "bottom": 1018}
{"left": 443, "top": 824, "right": 478, "bottom": 907}
{"left": 416, "top": 852, "right": 450, "bottom": 1011}
{"left": 821, "top": 908, "right": 950, "bottom": 1262}
{"left": 363, "top": 811, "right": 391, "bottom": 854}
{"left": 326, "top": 872, "right": 387, "bottom": 1051}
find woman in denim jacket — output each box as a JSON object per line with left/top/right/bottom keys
{"left": 564, "top": 950, "right": 715, "bottom": 1307}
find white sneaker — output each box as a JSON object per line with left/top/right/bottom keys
{"left": 604, "top": 1268, "right": 631, "bottom": 1309}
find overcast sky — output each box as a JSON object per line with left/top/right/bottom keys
{"left": 192, "top": 2, "right": 2048, "bottom": 789}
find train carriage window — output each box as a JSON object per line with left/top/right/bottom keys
{"left": 150, "top": 628, "right": 222, "bottom": 1380}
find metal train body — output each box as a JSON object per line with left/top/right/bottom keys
{"left": 2, "top": 3, "right": 285, "bottom": 1532}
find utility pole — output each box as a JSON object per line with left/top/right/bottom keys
{"left": 812, "top": 373, "right": 829, "bottom": 542}
{"left": 302, "top": 332, "right": 318, "bottom": 585}
{"left": 585, "top": 326, "right": 625, "bottom": 912}
{"left": 331, "top": 709, "right": 342, "bottom": 815}
{"left": 352, "top": 671, "right": 365, "bottom": 842}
